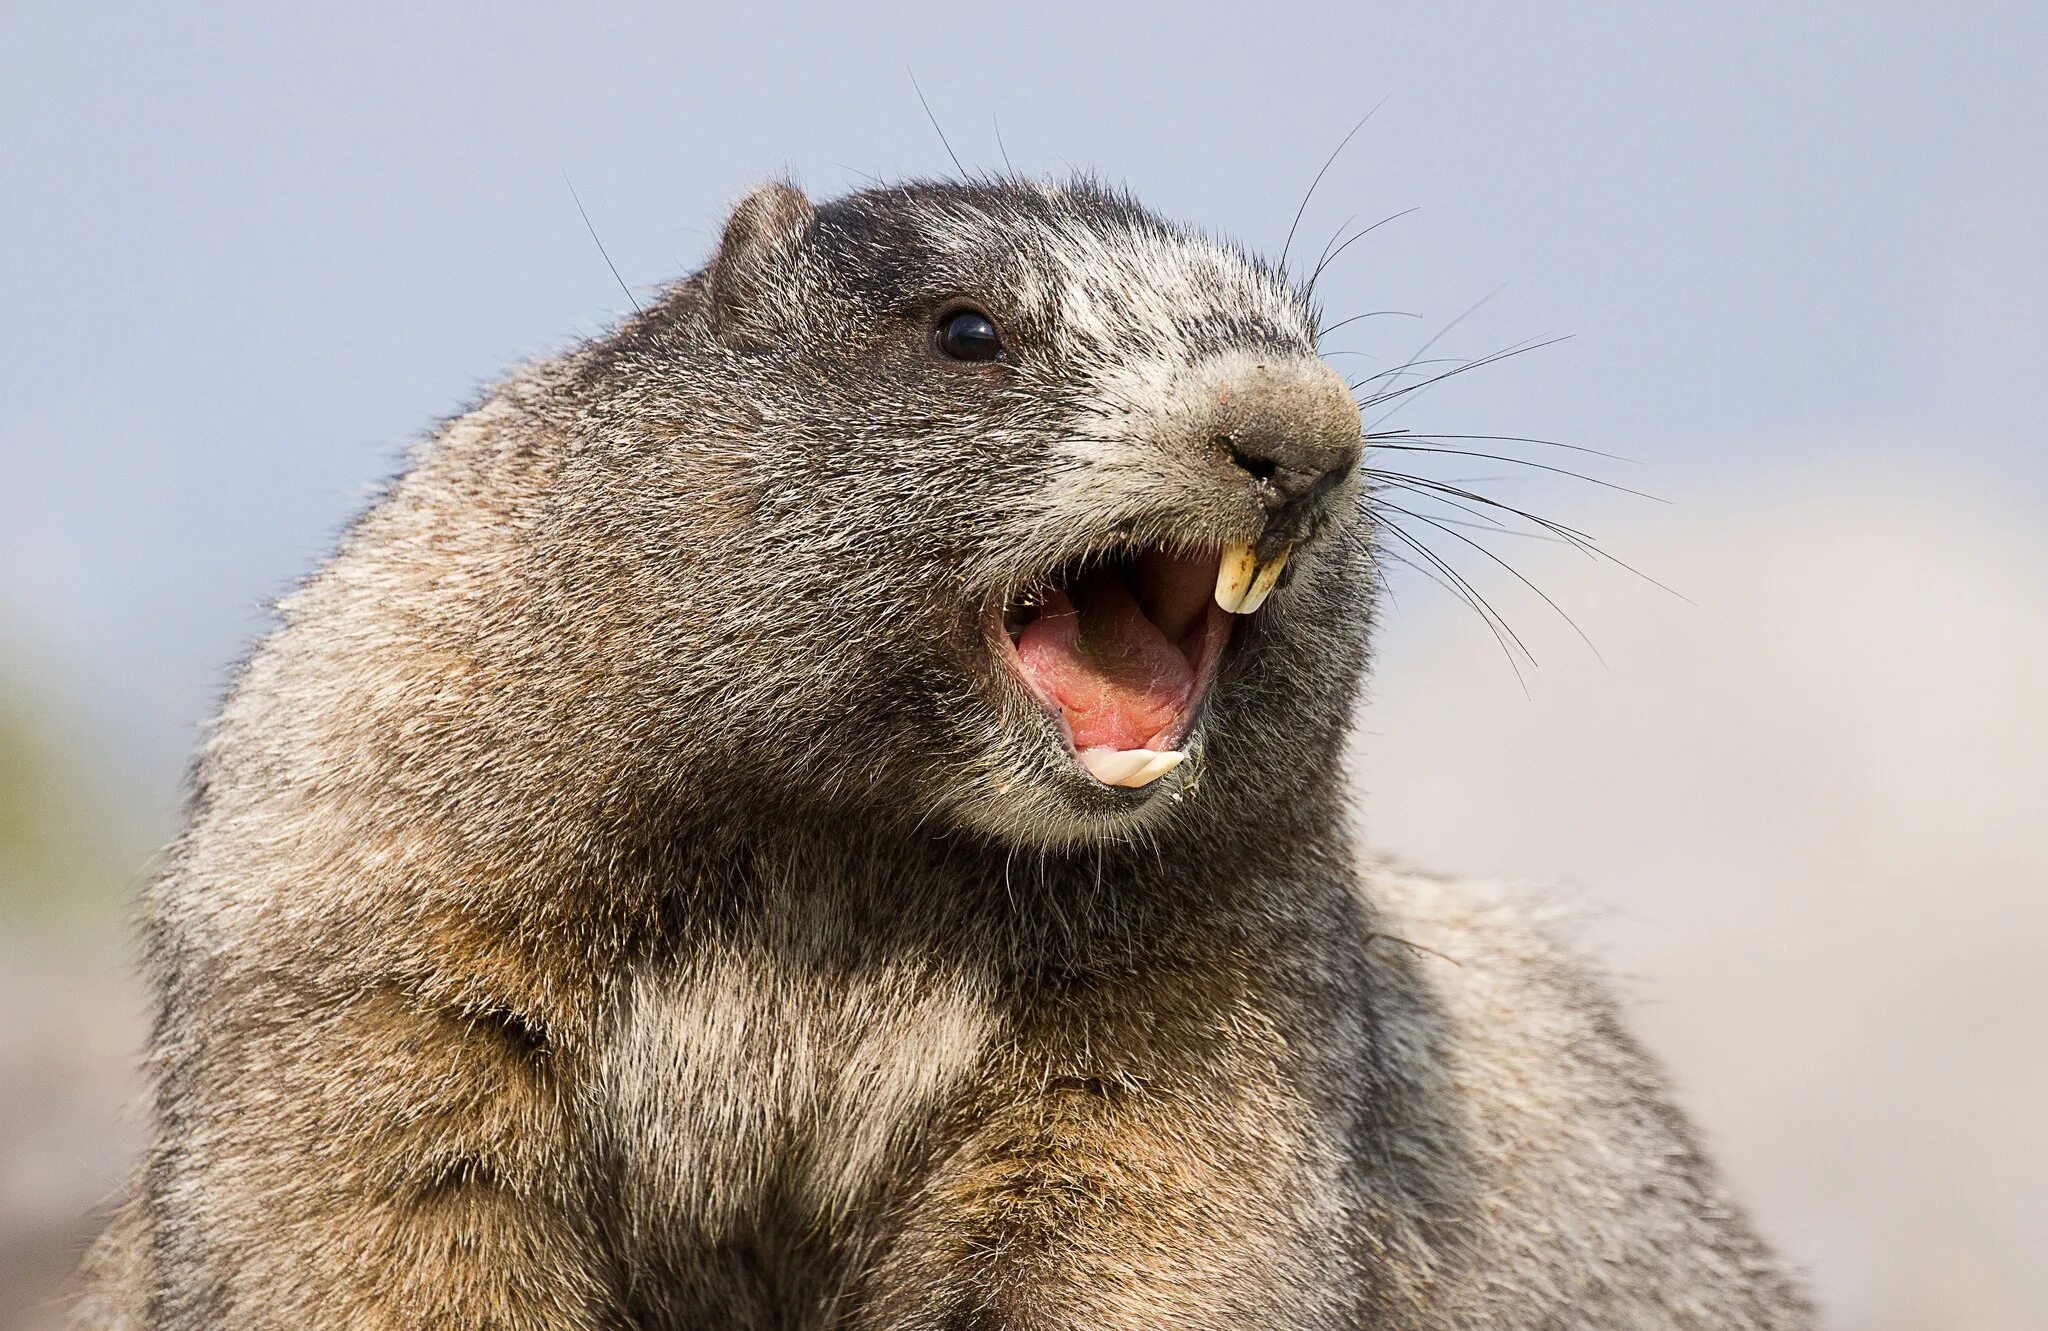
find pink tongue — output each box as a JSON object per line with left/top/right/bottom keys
{"left": 1014, "top": 570, "right": 1194, "bottom": 750}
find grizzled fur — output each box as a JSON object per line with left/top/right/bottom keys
{"left": 71, "top": 178, "right": 1811, "bottom": 1328}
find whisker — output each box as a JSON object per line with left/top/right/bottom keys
{"left": 1372, "top": 498, "right": 1607, "bottom": 665}
{"left": 1279, "top": 97, "right": 1389, "bottom": 280}
{"left": 908, "top": 69, "right": 967, "bottom": 178}
{"left": 1359, "top": 539, "right": 1398, "bottom": 593}
{"left": 1378, "top": 520, "right": 1538, "bottom": 664}
{"left": 1373, "top": 428, "right": 1635, "bottom": 464}
{"left": 1306, "top": 207, "right": 1421, "bottom": 302}
{"left": 563, "top": 173, "right": 641, "bottom": 315}
{"left": 993, "top": 115, "right": 1014, "bottom": 174}
{"left": 1376, "top": 548, "right": 1540, "bottom": 696}
{"left": 1318, "top": 309, "right": 1422, "bottom": 341}
{"left": 1365, "top": 443, "right": 1664, "bottom": 502}
{"left": 1307, "top": 213, "right": 1358, "bottom": 288}
{"left": 1367, "top": 469, "right": 1602, "bottom": 550}
{"left": 1373, "top": 283, "right": 1509, "bottom": 393}
{"left": 1396, "top": 513, "right": 1574, "bottom": 543}
{"left": 1359, "top": 336, "right": 1569, "bottom": 419}
{"left": 1369, "top": 479, "right": 1522, "bottom": 533}
{"left": 1376, "top": 519, "right": 1539, "bottom": 676}
{"left": 1333, "top": 283, "right": 1685, "bottom": 631}
{"left": 1348, "top": 357, "right": 1465, "bottom": 391}
{"left": 1369, "top": 470, "right": 1691, "bottom": 602}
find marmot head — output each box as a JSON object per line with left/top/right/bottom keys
{"left": 547, "top": 179, "right": 1371, "bottom": 850}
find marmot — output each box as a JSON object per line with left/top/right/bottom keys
{"left": 72, "top": 178, "right": 1811, "bottom": 1329}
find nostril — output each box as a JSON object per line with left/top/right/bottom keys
{"left": 1224, "top": 436, "right": 1332, "bottom": 506}
{"left": 1220, "top": 435, "right": 1279, "bottom": 484}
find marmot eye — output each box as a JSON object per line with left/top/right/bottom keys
{"left": 935, "top": 308, "right": 1004, "bottom": 362}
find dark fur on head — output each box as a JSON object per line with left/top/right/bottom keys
{"left": 69, "top": 177, "right": 1811, "bottom": 1331}
{"left": 524, "top": 177, "right": 1370, "bottom": 847}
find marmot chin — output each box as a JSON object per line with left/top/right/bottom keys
{"left": 73, "top": 178, "right": 1812, "bottom": 1329}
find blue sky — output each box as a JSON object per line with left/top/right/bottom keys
{"left": 2, "top": 2, "right": 2044, "bottom": 786}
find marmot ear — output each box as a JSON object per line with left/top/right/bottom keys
{"left": 708, "top": 181, "right": 815, "bottom": 347}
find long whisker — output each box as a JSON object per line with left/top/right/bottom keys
{"left": 1307, "top": 213, "right": 1358, "bottom": 288}
{"left": 1373, "top": 544, "right": 1506, "bottom": 648}
{"left": 993, "top": 115, "right": 1014, "bottom": 174}
{"left": 1370, "top": 282, "right": 1508, "bottom": 392}
{"left": 1368, "top": 469, "right": 1691, "bottom": 601}
{"left": 1349, "top": 357, "right": 1466, "bottom": 391}
{"left": 1306, "top": 207, "right": 1421, "bottom": 302}
{"left": 563, "top": 174, "right": 641, "bottom": 315}
{"left": 1373, "top": 499, "right": 1607, "bottom": 665}
{"left": 1365, "top": 443, "right": 1664, "bottom": 502}
{"left": 1336, "top": 283, "right": 1686, "bottom": 637}
{"left": 908, "top": 69, "right": 968, "bottom": 178}
{"left": 1367, "top": 469, "right": 1602, "bottom": 550}
{"left": 1279, "top": 97, "right": 1389, "bottom": 280}
{"left": 1318, "top": 309, "right": 1422, "bottom": 341}
{"left": 1376, "top": 516, "right": 1540, "bottom": 688}
{"left": 1360, "top": 336, "right": 1569, "bottom": 417}
{"left": 1396, "top": 512, "right": 1575, "bottom": 543}
{"left": 1373, "top": 428, "right": 1635, "bottom": 464}
{"left": 1370, "top": 478, "right": 1523, "bottom": 533}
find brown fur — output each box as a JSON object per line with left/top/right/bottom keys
{"left": 72, "top": 177, "right": 1811, "bottom": 1328}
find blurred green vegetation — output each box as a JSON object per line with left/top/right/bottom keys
{"left": 0, "top": 673, "right": 161, "bottom": 947}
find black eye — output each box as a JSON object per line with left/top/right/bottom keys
{"left": 934, "top": 307, "right": 1004, "bottom": 362}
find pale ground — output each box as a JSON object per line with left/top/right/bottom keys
{"left": 3, "top": 461, "right": 2041, "bottom": 1328}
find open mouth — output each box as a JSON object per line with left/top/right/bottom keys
{"left": 994, "top": 540, "right": 1291, "bottom": 790}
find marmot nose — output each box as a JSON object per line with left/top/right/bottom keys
{"left": 1208, "top": 360, "right": 1363, "bottom": 533}
{"left": 1221, "top": 426, "right": 1358, "bottom": 507}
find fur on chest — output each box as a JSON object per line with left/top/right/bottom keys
{"left": 599, "top": 950, "right": 999, "bottom": 1240}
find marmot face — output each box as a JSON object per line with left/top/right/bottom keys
{"left": 576, "top": 180, "right": 1373, "bottom": 848}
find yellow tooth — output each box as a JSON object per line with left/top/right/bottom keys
{"left": 1215, "top": 541, "right": 1259, "bottom": 612}
{"left": 1238, "top": 546, "right": 1291, "bottom": 614}
{"left": 1080, "top": 748, "right": 1186, "bottom": 788}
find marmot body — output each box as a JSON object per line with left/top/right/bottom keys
{"left": 74, "top": 179, "right": 1810, "bottom": 1328}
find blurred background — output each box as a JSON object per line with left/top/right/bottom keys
{"left": 2, "top": 3, "right": 2043, "bottom": 1327}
